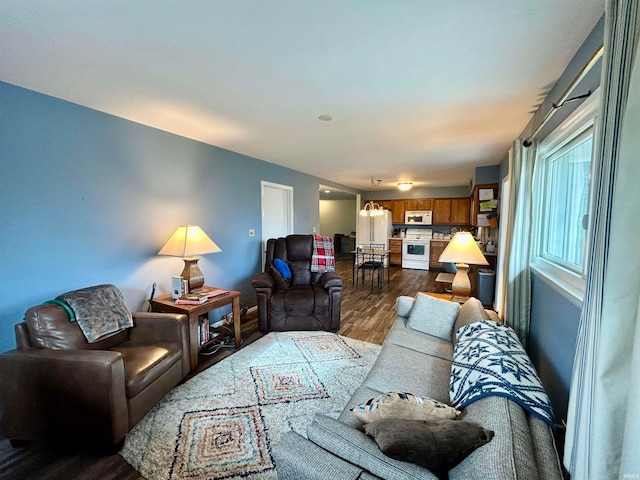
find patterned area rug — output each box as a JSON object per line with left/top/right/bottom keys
{"left": 120, "top": 331, "right": 380, "bottom": 480}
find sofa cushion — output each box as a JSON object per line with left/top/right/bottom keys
{"left": 449, "top": 396, "right": 541, "bottom": 480}
{"left": 362, "top": 343, "right": 452, "bottom": 404}
{"left": 364, "top": 417, "right": 494, "bottom": 473}
{"left": 395, "top": 296, "right": 415, "bottom": 317}
{"left": 452, "top": 297, "right": 489, "bottom": 344}
{"left": 384, "top": 316, "right": 453, "bottom": 361}
{"left": 307, "top": 414, "right": 439, "bottom": 480}
{"left": 273, "top": 430, "right": 365, "bottom": 480}
{"left": 406, "top": 293, "right": 459, "bottom": 340}
{"left": 351, "top": 391, "right": 460, "bottom": 423}
{"left": 111, "top": 341, "right": 183, "bottom": 398}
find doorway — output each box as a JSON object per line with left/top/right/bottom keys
{"left": 319, "top": 185, "right": 358, "bottom": 255}
{"left": 261, "top": 181, "right": 293, "bottom": 270}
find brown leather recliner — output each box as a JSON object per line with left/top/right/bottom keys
{"left": 0, "top": 286, "right": 189, "bottom": 447}
{"left": 251, "top": 235, "right": 343, "bottom": 332}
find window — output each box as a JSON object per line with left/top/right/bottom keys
{"left": 541, "top": 129, "right": 592, "bottom": 271}
{"left": 532, "top": 89, "right": 600, "bottom": 304}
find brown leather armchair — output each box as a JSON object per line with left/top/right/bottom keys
{"left": 0, "top": 287, "right": 189, "bottom": 448}
{"left": 251, "top": 235, "right": 343, "bottom": 332}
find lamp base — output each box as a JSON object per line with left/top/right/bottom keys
{"left": 451, "top": 263, "right": 471, "bottom": 297}
{"left": 181, "top": 257, "right": 205, "bottom": 291}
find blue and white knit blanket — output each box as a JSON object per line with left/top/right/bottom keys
{"left": 449, "top": 321, "right": 555, "bottom": 428}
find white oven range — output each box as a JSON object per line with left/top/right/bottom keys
{"left": 402, "top": 228, "right": 432, "bottom": 270}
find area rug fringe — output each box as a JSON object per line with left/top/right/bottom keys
{"left": 120, "top": 331, "right": 380, "bottom": 480}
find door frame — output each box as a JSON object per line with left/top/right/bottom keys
{"left": 261, "top": 181, "right": 294, "bottom": 269}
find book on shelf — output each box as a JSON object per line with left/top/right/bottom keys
{"left": 198, "top": 316, "right": 210, "bottom": 345}
{"left": 193, "top": 288, "right": 229, "bottom": 298}
{"left": 175, "top": 293, "right": 209, "bottom": 305}
{"left": 174, "top": 288, "right": 229, "bottom": 305}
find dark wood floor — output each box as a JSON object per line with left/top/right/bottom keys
{"left": 0, "top": 256, "right": 444, "bottom": 480}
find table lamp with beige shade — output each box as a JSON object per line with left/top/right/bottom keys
{"left": 158, "top": 225, "right": 221, "bottom": 291}
{"left": 438, "top": 231, "right": 488, "bottom": 297}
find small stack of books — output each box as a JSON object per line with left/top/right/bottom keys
{"left": 198, "top": 316, "right": 210, "bottom": 345}
{"left": 175, "top": 291, "right": 210, "bottom": 305}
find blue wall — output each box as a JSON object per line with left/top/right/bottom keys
{"left": 474, "top": 165, "right": 500, "bottom": 186}
{"left": 0, "top": 81, "right": 356, "bottom": 353}
{"left": 529, "top": 274, "right": 581, "bottom": 423}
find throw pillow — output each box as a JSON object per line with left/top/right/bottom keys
{"left": 351, "top": 392, "right": 460, "bottom": 424}
{"left": 395, "top": 296, "right": 415, "bottom": 317}
{"left": 452, "top": 297, "right": 490, "bottom": 345}
{"left": 270, "top": 265, "right": 290, "bottom": 290}
{"left": 365, "top": 417, "right": 494, "bottom": 473}
{"left": 406, "top": 292, "right": 459, "bottom": 340}
{"left": 273, "top": 258, "right": 291, "bottom": 279}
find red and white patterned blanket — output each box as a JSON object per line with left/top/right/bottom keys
{"left": 311, "top": 235, "right": 335, "bottom": 273}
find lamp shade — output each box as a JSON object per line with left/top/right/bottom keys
{"left": 158, "top": 225, "right": 221, "bottom": 258}
{"left": 438, "top": 232, "right": 488, "bottom": 265}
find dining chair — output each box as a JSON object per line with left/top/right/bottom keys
{"left": 355, "top": 243, "right": 386, "bottom": 290}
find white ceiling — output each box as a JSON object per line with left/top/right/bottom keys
{"left": 1, "top": 0, "right": 604, "bottom": 191}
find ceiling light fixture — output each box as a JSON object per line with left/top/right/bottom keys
{"left": 398, "top": 182, "right": 413, "bottom": 191}
{"left": 359, "top": 200, "right": 385, "bottom": 217}
{"left": 318, "top": 114, "right": 333, "bottom": 121}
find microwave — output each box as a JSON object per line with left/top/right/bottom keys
{"left": 404, "top": 210, "right": 432, "bottom": 225}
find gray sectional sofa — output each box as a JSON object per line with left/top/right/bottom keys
{"left": 273, "top": 294, "right": 563, "bottom": 480}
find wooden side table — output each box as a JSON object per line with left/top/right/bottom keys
{"left": 150, "top": 287, "right": 241, "bottom": 374}
{"left": 425, "top": 292, "right": 470, "bottom": 304}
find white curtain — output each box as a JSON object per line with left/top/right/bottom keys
{"left": 564, "top": 1, "right": 640, "bottom": 478}
{"left": 502, "top": 139, "right": 536, "bottom": 347}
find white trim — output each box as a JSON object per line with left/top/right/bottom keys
{"left": 531, "top": 261, "right": 584, "bottom": 308}
{"left": 494, "top": 175, "right": 510, "bottom": 316}
{"left": 531, "top": 88, "right": 600, "bottom": 302}
{"left": 537, "top": 89, "right": 601, "bottom": 157}
{"left": 260, "top": 181, "right": 294, "bottom": 269}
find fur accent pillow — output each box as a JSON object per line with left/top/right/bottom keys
{"left": 270, "top": 265, "right": 290, "bottom": 290}
{"left": 365, "top": 417, "right": 494, "bottom": 473}
{"left": 406, "top": 292, "right": 459, "bottom": 340}
{"left": 351, "top": 392, "right": 460, "bottom": 423}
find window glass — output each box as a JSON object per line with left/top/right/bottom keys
{"left": 541, "top": 130, "right": 593, "bottom": 272}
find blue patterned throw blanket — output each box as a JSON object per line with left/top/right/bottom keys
{"left": 449, "top": 321, "right": 555, "bottom": 428}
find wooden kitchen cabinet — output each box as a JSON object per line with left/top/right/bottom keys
{"left": 377, "top": 200, "right": 393, "bottom": 212}
{"left": 389, "top": 238, "right": 403, "bottom": 266}
{"left": 391, "top": 200, "right": 405, "bottom": 223}
{"left": 430, "top": 240, "right": 449, "bottom": 270}
{"left": 432, "top": 199, "right": 451, "bottom": 224}
{"left": 376, "top": 199, "right": 405, "bottom": 224}
{"left": 451, "top": 198, "right": 471, "bottom": 224}
{"left": 432, "top": 198, "right": 471, "bottom": 225}
{"left": 405, "top": 198, "right": 432, "bottom": 211}
{"left": 375, "top": 197, "right": 469, "bottom": 225}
